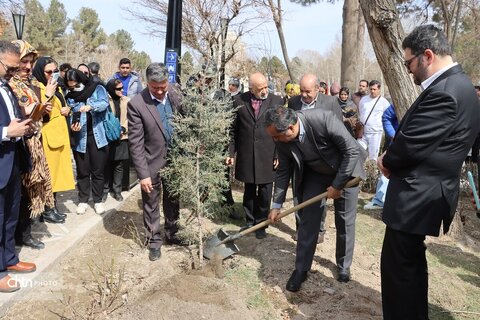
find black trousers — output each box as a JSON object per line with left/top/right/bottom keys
{"left": 142, "top": 177, "right": 180, "bottom": 249}
{"left": 104, "top": 159, "right": 124, "bottom": 195}
{"left": 0, "top": 156, "right": 21, "bottom": 278}
{"left": 221, "top": 167, "right": 234, "bottom": 206}
{"left": 15, "top": 186, "right": 33, "bottom": 243}
{"left": 242, "top": 182, "right": 272, "bottom": 227}
{"left": 73, "top": 135, "right": 109, "bottom": 204}
{"left": 381, "top": 226, "right": 429, "bottom": 320}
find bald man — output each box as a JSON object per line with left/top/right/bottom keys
{"left": 227, "top": 72, "right": 283, "bottom": 238}
{"left": 289, "top": 74, "right": 342, "bottom": 118}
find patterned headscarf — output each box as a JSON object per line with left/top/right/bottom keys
{"left": 11, "top": 39, "right": 38, "bottom": 60}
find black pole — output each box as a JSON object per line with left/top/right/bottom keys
{"left": 165, "top": 0, "right": 182, "bottom": 82}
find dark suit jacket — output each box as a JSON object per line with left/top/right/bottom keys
{"left": 273, "top": 108, "right": 366, "bottom": 205}
{"left": 0, "top": 86, "right": 29, "bottom": 189}
{"left": 128, "top": 85, "right": 182, "bottom": 184}
{"left": 229, "top": 91, "right": 283, "bottom": 184}
{"left": 0, "top": 94, "right": 17, "bottom": 190}
{"left": 383, "top": 64, "right": 480, "bottom": 236}
{"left": 288, "top": 94, "right": 343, "bottom": 121}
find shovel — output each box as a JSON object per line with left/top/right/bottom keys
{"left": 203, "top": 177, "right": 361, "bottom": 260}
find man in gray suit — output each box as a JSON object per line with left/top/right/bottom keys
{"left": 266, "top": 106, "right": 365, "bottom": 291}
{"left": 288, "top": 73, "right": 343, "bottom": 243}
{"left": 128, "top": 63, "right": 182, "bottom": 261}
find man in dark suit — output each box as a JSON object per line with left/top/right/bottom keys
{"left": 0, "top": 41, "right": 37, "bottom": 292}
{"left": 266, "top": 106, "right": 365, "bottom": 291}
{"left": 377, "top": 25, "right": 480, "bottom": 320}
{"left": 128, "top": 63, "right": 182, "bottom": 261}
{"left": 226, "top": 72, "right": 283, "bottom": 239}
{"left": 288, "top": 73, "right": 344, "bottom": 243}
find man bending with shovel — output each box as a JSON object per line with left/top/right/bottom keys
{"left": 265, "top": 106, "right": 366, "bottom": 292}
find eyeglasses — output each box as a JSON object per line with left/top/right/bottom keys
{"left": 115, "top": 87, "right": 124, "bottom": 91}
{"left": 44, "top": 69, "right": 59, "bottom": 75}
{"left": 403, "top": 53, "right": 423, "bottom": 68}
{"left": 0, "top": 59, "right": 19, "bottom": 73}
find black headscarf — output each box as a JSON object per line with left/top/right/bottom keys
{"left": 106, "top": 78, "right": 121, "bottom": 118}
{"left": 31, "top": 56, "right": 66, "bottom": 107}
{"left": 64, "top": 69, "right": 99, "bottom": 103}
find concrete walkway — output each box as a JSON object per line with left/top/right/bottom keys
{"left": 0, "top": 185, "right": 139, "bottom": 315}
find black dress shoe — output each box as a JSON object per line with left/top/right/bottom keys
{"left": 53, "top": 207, "right": 67, "bottom": 218}
{"left": 149, "top": 248, "right": 161, "bottom": 261}
{"left": 228, "top": 210, "right": 242, "bottom": 220}
{"left": 338, "top": 268, "right": 351, "bottom": 283}
{"left": 21, "top": 237, "right": 45, "bottom": 250}
{"left": 255, "top": 228, "right": 267, "bottom": 239}
{"left": 112, "top": 193, "right": 124, "bottom": 201}
{"left": 286, "top": 270, "right": 308, "bottom": 292}
{"left": 40, "top": 208, "right": 65, "bottom": 224}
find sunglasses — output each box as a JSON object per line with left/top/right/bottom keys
{"left": 115, "top": 87, "right": 124, "bottom": 91}
{"left": 0, "top": 59, "right": 19, "bottom": 73}
{"left": 44, "top": 69, "right": 59, "bottom": 74}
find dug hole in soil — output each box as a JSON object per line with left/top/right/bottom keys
{"left": 4, "top": 187, "right": 480, "bottom": 320}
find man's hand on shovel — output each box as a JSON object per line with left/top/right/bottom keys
{"left": 268, "top": 208, "right": 281, "bottom": 223}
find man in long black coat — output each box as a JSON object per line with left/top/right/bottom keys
{"left": 227, "top": 72, "right": 283, "bottom": 239}
{"left": 377, "top": 25, "right": 480, "bottom": 319}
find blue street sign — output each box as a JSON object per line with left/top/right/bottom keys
{"left": 166, "top": 51, "right": 177, "bottom": 63}
{"left": 166, "top": 63, "right": 176, "bottom": 73}
{"left": 168, "top": 74, "right": 176, "bottom": 83}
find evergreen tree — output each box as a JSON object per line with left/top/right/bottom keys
{"left": 109, "top": 29, "right": 134, "bottom": 53}
{"left": 162, "top": 82, "right": 235, "bottom": 264}
{"left": 71, "top": 7, "right": 106, "bottom": 54}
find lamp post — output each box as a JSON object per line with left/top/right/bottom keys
{"left": 12, "top": 12, "right": 25, "bottom": 40}
{"left": 165, "top": 0, "right": 182, "bottom": 83}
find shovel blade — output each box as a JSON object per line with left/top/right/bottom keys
{"left": 203, "top": 229, "right": 240, "bottom": 260}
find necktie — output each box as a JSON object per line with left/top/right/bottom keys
{"left": 156, "top": 99, "right": 173, "bottom": 143}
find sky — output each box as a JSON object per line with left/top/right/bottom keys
{"left": 37, "top": 0, "right": 343, "bottom": 63}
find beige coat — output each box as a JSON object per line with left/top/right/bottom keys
{"left": 110, "top": 96, "right": 129, "bottom": 140}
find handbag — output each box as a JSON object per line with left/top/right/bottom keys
{"left": 355, "top": 97, "right": 380, "bottom": 139}
{"left": 103, "top": 105, "right": 121, "bottom": 142}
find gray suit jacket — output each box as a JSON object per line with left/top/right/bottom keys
{"left": 273, "top": 108, "right": 366, "bottom": 206}
{"left": 127, "top": 85, "right": 182, "bottom": 183}
{"left": 288, "top": 94, "right": 343, "bottom": 121}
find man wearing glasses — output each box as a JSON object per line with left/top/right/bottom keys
{"left": 377, "top": 25, "right": 480, "bottom": 319}
{"left": 0, "top": 41, "right": 37, "bottom": 293}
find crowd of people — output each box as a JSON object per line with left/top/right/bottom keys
{"left": 1, "top": 25, "right": 479, "bottom": 320}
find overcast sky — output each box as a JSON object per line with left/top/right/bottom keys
{"left": 37, "top": 0, "right": 343, "bottom": 62}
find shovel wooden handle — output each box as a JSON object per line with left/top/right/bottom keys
{"left": 235, "top": 177, "right": 362, "bottom": 238}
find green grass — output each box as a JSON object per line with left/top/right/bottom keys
{"left": 224, "top": 266, "right": 271, "bottom": 310}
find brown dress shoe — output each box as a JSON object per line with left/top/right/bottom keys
{"left": 7, "top": 261, "right": 37, "bottom": 273}
{"left": 0, "top": 275, "right": 20, "bottom": 293}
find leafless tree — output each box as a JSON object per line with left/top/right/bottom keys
{"left": 252, "top": 0, "right": 294, "bottom": 80}
{"left": 125, "top": 0, "right": 265, "bottom": 81}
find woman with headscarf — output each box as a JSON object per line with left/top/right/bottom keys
{"left": 103, "top": 79, "right": 130, "bottom": 202}
{"left": 31, "top": 57, "right": 75, "bottom": 206}
{"left": 65, "top": 68, "right": 109, "bottom": 215}
{"left": 9, "top": 40, "right": 63, "bottom": 250}
{"left": 337, "top": 86, "right": 358, "bottom": 137}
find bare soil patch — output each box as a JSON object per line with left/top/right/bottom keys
{"left": 3, "top": 188, "right": 480, "bottom": 319}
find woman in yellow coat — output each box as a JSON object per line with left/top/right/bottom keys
{"left": 31, "top": 57, "right": 75, "bottom": 204}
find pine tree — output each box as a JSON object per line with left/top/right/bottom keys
{"left": 162, "top": 82, "right": 235, "bottom": 265}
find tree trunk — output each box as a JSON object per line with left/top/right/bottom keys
{"left": 268, "top": 0, "right": 294, "bottom": 81}
{"left": 355, "top": 5, "right": 366, "bottom": 86}
{"left": 358, "top": 0, "right": 420, "bottom": 120}
{"left": 196, "top": 148, "right": 204, "bottom": 266}
{"left": 341, "top": 0, "right": 360, "bottom": 90}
